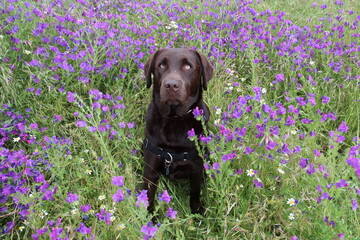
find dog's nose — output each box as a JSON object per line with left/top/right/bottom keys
{"left": 164, "top": 79, "right": 181, "bottom": 91}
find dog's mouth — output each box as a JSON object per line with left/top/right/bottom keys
{"left": 165, "top": 99, "right": 180, "bottom": 106}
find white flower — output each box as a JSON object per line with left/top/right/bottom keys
{"left": 117, "top": 223, "right": 126, "bottom": 230}
{"left": 165, "top": 21, "right": 178, "bottom": 29}
{"left": 13, "top": 137, "right": 20, "bottom": 142}
{"left": 227, "top": 86, "right": 234, "bottom": 91}
{"left": 277, "top": 168, "right": 285, "bottom": 175}
{"left": 71, "top": 209, "right": 79, "bottom": 215}
{"left": 246, "top": 169, "right": 255, "bottom": 177}
{"left": 39, "top": 210, "right": 48, "bottom": 219}
{"left": 261, "top": 88, "right": 267, "bottom": 94}
{"left": 98, "top": 195, "right": 106, "bottom": 201}
{"left": 289, "top": 213, "right": 295, "bottom": 220}
{"left": 287, "top": 198, "right": 296, "bottom": 206}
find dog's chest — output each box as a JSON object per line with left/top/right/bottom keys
{"left": 160, "top": 117, "right": 200, "bottom": 147}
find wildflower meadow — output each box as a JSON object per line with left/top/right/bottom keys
{"left": 1, "top": 0, "right": 359, "bottom": 239}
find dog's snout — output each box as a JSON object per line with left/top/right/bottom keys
{"left": 164, "top": 79, "right": 181, "bottom": 91}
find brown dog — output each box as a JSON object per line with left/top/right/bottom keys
{"left": 142, "top": 48, "right": 213, "bottom": 214}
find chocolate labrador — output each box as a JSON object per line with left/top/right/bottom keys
{"left": 142, "top": 48, "right": 213, "bottom": 214}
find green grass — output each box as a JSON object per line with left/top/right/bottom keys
{"left": 1, "top": 0, "right": 359, "bottom": 239}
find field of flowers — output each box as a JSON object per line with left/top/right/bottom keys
{"left": 1, "top": 0, "right": 359, "bottom": 239}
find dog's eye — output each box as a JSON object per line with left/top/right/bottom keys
{"left": 159, "top": 63, "right": 166, "bottom": 69}
{"left": 184, "top": 64, "right": 192, "bottom": 70}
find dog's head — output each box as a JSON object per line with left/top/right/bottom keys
{"left": 144, "top": 48, "right": 213, "bottom": 117}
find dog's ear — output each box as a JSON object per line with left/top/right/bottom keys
{"left": 144, "top": 49, "right": 163, "bottom": 88}
{"left": 194, "top": 51, "right": 214, "bottom": 90}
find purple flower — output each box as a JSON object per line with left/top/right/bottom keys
{"left": 212, "top": 162, "right": 220, "bottom": 170}
{"left": 313, "top": 149, "right": 321, "bottom": 157}
{"left": 351, "top": 199, "right": 358, "bottom": 211}
{"left": 306, "top": 163, "right": 316, "bottom": 175}
{"left": 337, "top": 121, "right": 349, "bottom": 133}
{"left": 222, "top": 152, "right": 236, "bottom": 161}
{"left": 275, "top": 73, "right": 284, "bottom": 82}
{"left": 335, "top": 179, "right": 349, "bottom": 188}
{"left": 30, "top": 123, "right": 38, "bottom": 129}
{"left": 89, "top": 89, "right": 103, "bottom": 100}
{"left": 53, "top": 114, "right": 63, "bottom": 122}
{"left": 166, "top": 207, "right": 177, "bottom": 219}
{"left": 337, "top": 233, "right": 345, "bottom": 240}
{"left": 42, "top": 187, "right": 56, "bottom": 201}
{"left": 335, "top": 0, "right": 344, "bottom": 6}
{"left": 199, "top": 135, "right": 212, "bottom": 144}
{"left": 285, "top": 116, "right": 295, "bottom": 126}
{"left": 234, "top": 168, "right": 243, "bottom": 174}
{"left": 159, "top": 190, "right": 172, "bottom": 203}
{"left": 245, "top": 146, "right": 254, "bottom": 155}
{"left": 324, "top": 216, "right": 336, "bottom": 227}
{"left": 112, "top": 189, "right": 124, "bottom": 202}
{"left": 92, "top": 102, "right": 100, "bottom": 109}
{"left": 127, "top": 122, "right": 135, "bottom": 128}
{"left": 111, "top": 176, "right": 124, "bottom": 187}
{"left": 254, "top": 179, "right": 263, "bottom": 188}
{"left": 266, "top": 140, "right": 278, "bottom": 150}
{"left": 320, "top": 192, "right": 333, "bottom": 200}
{"left": 96, "top": 209, "right": 112, "bottom": 225}
{"left": 301, "top": 118, "right": 313, "bottom": 124}
{"left": 192, "top": 107, "right": 204, "bottom": 119}
{"left": 187, "top": 128, "right": 196, "bottom": 138}
{"left": 36, "top": 227, "right": 48, "bottom": 235}
{"left": 80, "top": 204, "right": 92, "bottom": 213}
{"left": 88, "top": 126, "right": 97, "bottom": 132}
{"left": 299, "top": 158, "right": 309, "bottom": 168}
{"left": 33, "top": 8, "right": 43, "bottom": 17}
{"left": 76, "top": 222, "right": 92, "bottom": 234}
{"left": 136, "top": 190, "right": 149, "bottom": 208}
{"left": 66, "top": 192, "right": 79, "bottom": 204}
{"left": 101, "top": 105, "right": 110, "bottom": 112}
{"left": 321, "top": 96, "right": 330, "bottom": 104}
{"left": 67, "top": 91, "right": 76, "bottom": 103}
{"left": 141, "top": 222, "right": 158, "bottom": 240}
{"left": 76, "top": 120, "right": 87, "bottom": 127}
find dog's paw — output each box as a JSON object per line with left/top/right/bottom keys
{"left": 191, "top": 204, "right": 205, "bottom": 215}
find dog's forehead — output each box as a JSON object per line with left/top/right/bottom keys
{"left": 156, "top": 49, "right": 198, "bottom": 63}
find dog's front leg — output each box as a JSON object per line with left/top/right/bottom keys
{"left": 143, "top": 153, "right": 160, "bottom": 214}
{"left": 189, "top": 163, "right": 204, "bottom": 214}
